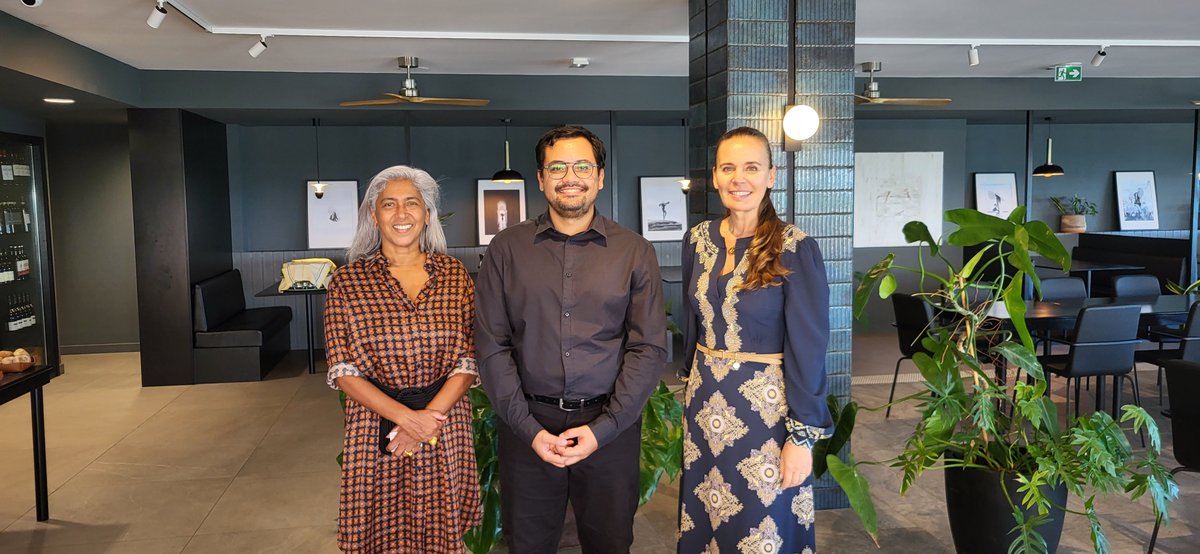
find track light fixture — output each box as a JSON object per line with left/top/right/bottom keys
{"left": 1091, "top": 46, "right": 1108, "bottom": 67}
{"left": 147, "top": 1, "right": 168, "bottom": 29}
{"left": 968, "top": 44, "right": 980, "bottom": 67}
{"left": 248, "top": 35, "right": 269, "bottom": 58}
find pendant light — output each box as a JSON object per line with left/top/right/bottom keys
{"left": 311, "top": 118, "right": 328, "bottom": 198}
{"left": 491, "top": 118, "right": 523, "bottom": 183}
{"left": 1032, "top": 116, "right": 1065, "bottom": 177}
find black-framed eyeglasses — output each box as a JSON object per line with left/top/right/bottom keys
{"left": 541, "top": 161, "right": 597, "bottom": 179}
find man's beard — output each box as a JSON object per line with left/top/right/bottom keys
{"left": 549, "top": 184, "right": 593, "bottom": 218}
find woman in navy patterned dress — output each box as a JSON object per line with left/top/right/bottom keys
{"left": 678, "top": 127, "right": 833, "bottom": 553}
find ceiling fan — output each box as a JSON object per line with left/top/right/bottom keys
{"left": 855, "top": 61, "right": 951, "bottom": 106}
{"left": 339, "top": 57, "right": 490, "bottom": 107}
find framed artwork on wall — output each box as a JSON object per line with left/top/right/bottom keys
{"left": 306, "top": 180, "right": 358, "bottom": 249}
{"left": 853, "top": 152, "right": 944, "bottom": 247}
{"left": 639, "top": 176, "right": 687, "bottom": 241}
{"left": 477, "top": 179, "right": 525, "bottom": 245}
{"left": 1114, "top": 171, "right": 1159, "bottom": 230}
{"left": 973, "top": 173, "right": 1018, "bottom": 219}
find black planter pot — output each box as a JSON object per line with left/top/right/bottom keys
{"left": 944, "top": 466, "right": 1068, "bottom": 554}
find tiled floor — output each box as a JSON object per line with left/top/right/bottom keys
{"left": 0, "top": 341, "right": 1196, "bottom": 553}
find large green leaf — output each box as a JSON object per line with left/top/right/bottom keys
{"left": 946, "top": 209, "right": 1016, "bottom": 246}
{"left": 903, "top": 220, "right": 940, "bottom": 256}
{"left": 1007, "top": 205, "right": 1027, "bottom": 224}
{"left": 854, "top": 254, "right": 895, "bottom": 318}
{"left": 827, "top": 454, "right": 880, "bottom": 547}
{"left": 814, "top": 397, "right": 857, "bottom": 479}
{"left": 1024, "top": 219, "right": 1070, "bottom": 271}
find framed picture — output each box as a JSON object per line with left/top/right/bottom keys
{"left": 639, "top": 176, "right": 687, "bottom": 241}
{"left": 306, "top": 180, "right": 358, "bottom": 249}
{"left": 973, "top": 173, "right": 1018, "bottom": 219}
{"left": 1114, "top": 171, "right": 1159, "bottom": 230}
{"left": 477, "top": 179, "right": 526, "bottom": 245}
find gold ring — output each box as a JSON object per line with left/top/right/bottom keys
{"left": 429, "top": 437, "right": 438, "bottom": 447}
{"left": 403, "top": 450, "right": 413, "bottom": 457}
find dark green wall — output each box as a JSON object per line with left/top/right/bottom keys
{"left": 45, "top": 120, "right": 138, "bottom": 353}
{"left": 0, "top": 106, "right": 43, "bottom": 137}
{"left": 230, "top": 122, "right": 683, "bottom": 251}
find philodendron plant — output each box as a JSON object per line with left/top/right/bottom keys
{"left": 814, "top": 207, "right": 1178, "bottom": 553}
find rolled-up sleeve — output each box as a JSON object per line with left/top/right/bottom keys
{"left": 475, "top": 245, "right": 544, "bottom": 446}
{"left": 782, "top": 237, "right": 834, "bottom": 447}
{"left": 588, "top": 241, "right": 668, "bottom": 447}
{"left": 324, "top": 275, "right": 367, "bottom": 390}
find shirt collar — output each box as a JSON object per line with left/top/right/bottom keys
{"left": 369, "top": 249, "right": 441, "bottom": 274}
{"left": 533, "top": 210, "right": 609, "bottom": 243}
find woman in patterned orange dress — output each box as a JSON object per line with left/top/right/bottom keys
{"left": 325, "top": 165, "right": 481, "bottom": 553}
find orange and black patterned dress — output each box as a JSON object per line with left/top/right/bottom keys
{"left": 324, "top": 250, "right": 481, "bottom": 553}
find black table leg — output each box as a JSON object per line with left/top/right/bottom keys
{"left": 1085, "top": 271, "right": 1093, "bottom": 297}
{"left": 305, "top": 294, "right": 315, "bottom": 374}
{"left": 31, "top": 386, "right": 48, "bottom": 521}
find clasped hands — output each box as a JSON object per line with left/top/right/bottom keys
{"left": 386, "top": 408, "right": 447, "bottom": 458}
{"left": 531, "top": 426, "right": 598, "bottom": 468}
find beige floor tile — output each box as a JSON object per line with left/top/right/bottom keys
{"left": 118, "top": 405, "right": 282, "bottom": 448}
{"left": 195, "top": 472, "right": 339, "bottom": 534}
{"left": 0, "top": 443, "right": 113, "bottom": 517}
{"left": 0, "top": 536, "right": 191, "bottom": 554}
{"left": 86, "top": 438, "right": 262, "bottom": 481}
{"left": 264, "top": 397, "right": 345, "bottom": 439}
{"left": 181, "top": 526, "right": 339, "bottom": 554}
{"left": 0, "top": 473, "right": 229, "bottom": 548}
{"left": 164, "top": 379, "right": 301, "bottom": 412}
{"left": 237, "top": 427, "right": 344, "bottom": 477}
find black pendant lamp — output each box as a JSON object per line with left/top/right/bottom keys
{"left": 1032, "top": 116, "right": 1065, "bottom": 177}
{"left": 491, "top": 118, "right": 523, "bottom": 183}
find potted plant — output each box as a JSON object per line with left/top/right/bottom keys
{"left": 1050, "top": 195, "right": 1097, "bottom": 234}
{"left": 814, "top": 207, "right": 1178, "bottom": 553}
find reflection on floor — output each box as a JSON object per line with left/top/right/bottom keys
{"left": 0, "top": 339, "right": 1195, "bottom": 553}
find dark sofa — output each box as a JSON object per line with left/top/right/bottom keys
{"left": 192, "top": 269, "right": 292, "bottom": 383}
{"left": 1073, "top": 234, "right": 1189, "bottom": 297}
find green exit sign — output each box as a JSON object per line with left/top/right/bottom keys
{"left": 1055, "top": 64, "right": 1083, "bottom": 82}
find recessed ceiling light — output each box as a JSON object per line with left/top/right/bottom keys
{"left": 1192, "top": 100, "right": 1200, "bottom": 106}
{"left": 43, "top": 98, "right": 75, "bottom": 104}
{"left": 570, "top": 57, "right": 589, "bottom": 68}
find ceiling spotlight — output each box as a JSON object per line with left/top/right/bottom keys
{"left": 147, "top": 1, "right": 167, "bottom": 29}
{"left": 967, "top": 45, "right": 980, "bottom": 67}
{"left": 1192, "top": 100, "right": 1200, "bottom": 106}
{"left": 1091, "top": 46, "right": 1107, "bottom": 67}
{"left": 248, "top": 35, "right": 269, "bottom": 58}
{"left": 43, "top": 98, "right": 75, "bottom": 104}
{"left": 570, "top": 57, "right": 589, "bottom": 68}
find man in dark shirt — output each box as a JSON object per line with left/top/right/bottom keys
{"left": 476, "top": 125, "right": 667, "bottom": 553}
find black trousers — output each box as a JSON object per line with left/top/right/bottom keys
{"left": 497, "top": 401, "right": 642, "bottom": 554}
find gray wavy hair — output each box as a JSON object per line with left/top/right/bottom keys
{"left": 347, "top": 165, "right": 448, "bottom": 261}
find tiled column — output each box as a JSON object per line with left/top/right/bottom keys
{"left": 687, "top": 0, "right": 854, "bottom": 509}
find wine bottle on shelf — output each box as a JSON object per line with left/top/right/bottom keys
{"left": 6, "top": 295, "right": 16, "bottom": 332}
{"left": 15, "top": 246, "right": 29, "bottom": 280}
{"left": 21, "top": 199, "right": 31, "bottom": 233}
{"left": 26, "top": 294, "right": 36, "bottom": 329}
{"left": 0, "top": 251, "right": 12, "bottom": 284}
{"left": 12, "top": 151, "right": 30, "bottom": 178}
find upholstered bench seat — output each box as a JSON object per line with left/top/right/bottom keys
{"left": 193, "top": 269, "right": 291, "bottom": 382}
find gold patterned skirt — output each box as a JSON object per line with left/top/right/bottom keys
{"left": 677, "top": 347, "right": 816, "bottom": 554}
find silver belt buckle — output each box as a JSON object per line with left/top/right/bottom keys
{"left": 559, "top": 397, "right": 580, "bottom": 411}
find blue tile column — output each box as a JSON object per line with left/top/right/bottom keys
{"left": 687, "top": 0, "right": 854, "bottom": 509}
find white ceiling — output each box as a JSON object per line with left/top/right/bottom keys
{"left": 2, "top": 0, "right": 1199, "bottom": 78}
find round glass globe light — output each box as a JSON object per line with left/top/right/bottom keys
{"left": 783, "top": 105, "right": 820, "bottom": 141}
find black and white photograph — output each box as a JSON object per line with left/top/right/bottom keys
{"left": 477, "top": 179, "right": 525, "bottom": 245}
{"left": 639, "top": 176, "right": 687, "bottom": 242}
{"left": 973, "top": 173, "right": 1018, "bottom": 219}
{"left": 1115, "top": 171, "right": 1160, "bottom": 230}
{"left": 306, "top": 180, "right": 358, "bottom": 249}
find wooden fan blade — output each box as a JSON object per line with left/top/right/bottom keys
{"left": 854, "top": 94, "right": 874, "bottom": 105}
{"left": 384, "top": 93, "right": 416, "bottom": 101}
{"left": 339, "top": 98, "right": 404, "bottom": 107}
{"left": 406, "top": 96, "right": 491, "bottom": 107}
{"left": 872, "top": 97, "right": 952, "bottom": 106}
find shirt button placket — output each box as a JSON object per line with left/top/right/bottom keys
{"left": 562, "top": 240, "right": 574, "bottom": 386}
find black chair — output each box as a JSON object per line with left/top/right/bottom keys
{"left": 1034, "top": 277, "right": 1088, "bottom": 350}
{"left": 1113, "top": 274, "right": 1163, "bottom": 296}
{"left": 888, "top": 293, "right": 937, "bottom": 418}
{"left": 1136, "top": 301, "right": 1200, "bottom": 405}
{"left": 1146, "top": 359, "right": 1200, "bottom": 554}
{"left": 1038, "top": 304, "right": 1145, "bottom": 424}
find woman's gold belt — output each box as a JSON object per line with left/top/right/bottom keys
{"left": 696, "top": 343, "right": 783, "bottom": 365}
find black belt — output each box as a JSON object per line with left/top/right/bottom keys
{"left": 525, "top": 393, "right": 609, "bottom": 411}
